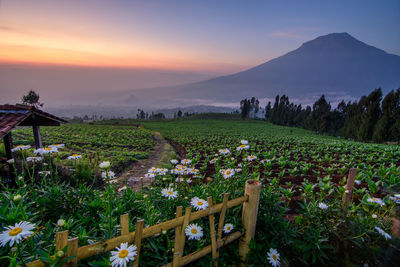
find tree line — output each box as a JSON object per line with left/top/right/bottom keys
{"left": 240, "top": 88, "right": 400, "bottom": 142}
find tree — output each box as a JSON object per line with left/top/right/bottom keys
{"left": 177, "top": 110, "right": 183, "bottom": 118}
{"left": 311, "top": 95, "right": 331, "bottom": 133}
{"left": 265, "top": 102, "right": 272, "bottom": 121}
{"left": 21, "top": 90, "right": 43, "bottom": 107}
{"left": 358, "top": 89, "right": 382, "bottom": 141}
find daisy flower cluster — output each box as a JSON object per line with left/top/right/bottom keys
{"left": 148, "top": 167, "right": 168, "bottom": 176}
{"left": 34, "top": 146, "right": 59, "bottom": 155}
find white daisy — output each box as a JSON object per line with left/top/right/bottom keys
{"left": 34, "top": 147, "right": 58, "bottom": 155}
{"left": 26, "top": 157, "right": 42, "bottom": 163}
{"left": 390, "top": 194, "right": 400, "bottom": 204}
{"left": 175, "top": 177, "right": 185, "bottom": 182}
{"left": 236, "top": 144, "right": 250, "bottom": 151}
{"left": 49, "top": 144, "right": 65, "bottom": 149}
{"left": 11, "top": 145, "right": 31, "bottom": 152}
{"left": 374, "top": 226, "right": 391, "bottom": 240}
{"left": 181, "top": 159, "right": 192, "bottom": 165}
{"left": 67, "top": 154, "right": 82, "bottom": 160}
{"left": 354, "top": 180, "right": 361, "bottom": 185}
{"left": 220, "top": 168, "right": 235, "bottom": 179}
{"left": 318, "top": 203, "right": 328, "bottom": 210}
{"left": 99, "top": 161, "right": 111, "bottom": 169}
{"left": 7, "top": 159, "right": 15, "bottom": 164}
{"left": 240, "top": 140, "right": 248, "bottom": 145}
{"left": 267, "top": 248, "right": 280, "bottom": 267}
{"left": 161, "top": 188, "right": 178, "bottom": 199}
{"left": 0, "top": 221, "right": 35, "bottom": 247}
{"left": 367, "top": 197, "right": 385, "bottom": 206}
{"left": 185, "top": 224, "right": 203, "bottom": 240}
{"left": 144, "top": 173, "right": 155, "bottom": 178}
{"left": 110, "top": 242, "right": 137, "bottom": 267}
{"left": 223, "top": 223, "right": 234, "bottom": 234}
{"left": 219, "top": 148, "right": 231, "bottom": 155}
{"left": 102, "top": 171, "right": 115, "bottom": 179}
{"left": 246, "top": 155, "right": 257, "bottom": 161}
{"left": 190, "top": 197, "right": 208, "bottom": 210}
{"left": 38, "top": 171, "right": 50, "bottom": 177}
{"left": 170, "top": 159, "right": 179, "bottom": 165}
{"left": 148, "top": 167, "right": 158, "bottom": 174}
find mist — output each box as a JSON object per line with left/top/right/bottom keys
{"left": 0, "top": 63, "right": 216, "bottom": 107}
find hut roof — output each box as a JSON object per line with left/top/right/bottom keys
{"left": 0, "top": 104, "right": 67, "bottom": 138}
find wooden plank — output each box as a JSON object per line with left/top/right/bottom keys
{"left": 133, "top": 220, "right": 144, "bottom": 267}
{"left": 178, "top": 231, "right": 242, "bottom": 266}
{"left": 217, "top": 193, "right": 229, "bottom": 241}
{"left": 66, "top": 238, "right": 78, "bottom": 267}
{"left": 120, "top": 214, "right": 130, "bottom": 236}
{"left": 172, "top": 206, "right": 183, "bottom": 266}
{"left": 207, "top": 196, "right": 219, "bottom": 266}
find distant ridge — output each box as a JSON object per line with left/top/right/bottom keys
{"left": 124, "top": 32, "right": 400, "bottom": 107}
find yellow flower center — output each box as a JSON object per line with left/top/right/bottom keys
{"left": 45, "top": 147, "right": 52, "bottom": 151}
{"left": 226, "top": 171, "right": 231, "bottom": 175}
{"left": 118, "top": 249, "right": 128, "bottom": 258}
{"left": 273, "top": 254, "right": 277, "bottom": 261}
{"left": 240, "top": 145, "right": 245, "bottom": 148}
{"left": 72, "top": 154, "right": 78, "bottom": 157}
{"left": 227, "top": 226, "right": 231, "bottom": 230}
{"left": 9, "top": 227, "right": 22, "bottom": 236}
{"left": 167, "top": 191, "right": 173, "bottom": 195}
{"left": 197, "top": 201, "right": 203, "bottom": 205}
{"left": 191, "top": 228, "right": 198, "bottom": 234}
{"left": 372, "top": 198, "right": 377, "bottom": 201}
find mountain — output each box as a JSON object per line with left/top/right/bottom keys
{"left": 123, "top": 33, "right": 400, "bottom": 107}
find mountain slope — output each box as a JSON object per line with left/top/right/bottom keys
{"left": 124, "top": 33, "right": 400, "bottom": 107}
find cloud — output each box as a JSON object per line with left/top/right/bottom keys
{"left": 268, "top": 27, "right": 322, "bottom": 40}
{"left": 270, "top": 31, "right": 302, "bottom": 39}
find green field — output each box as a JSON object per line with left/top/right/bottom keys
{"left": 1, "top": 117, "right": 399, "bottom": 266}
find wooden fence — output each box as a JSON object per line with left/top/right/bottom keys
{"left": 25, "top": 180, "right": 262, "bottom": 267}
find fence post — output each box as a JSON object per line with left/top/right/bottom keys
{"left": 238, "top": 180, "right": 261, "bottom": 264}
{"left": 342, "top": 168, "right": 357, "bottom": 212}
{"left": 55, "top": 230, "right": 68, "bottom": 267}
{"left": 66, "top": 238, "right": 78, "bottom": 267}
{"left": 120, "top": 214, "right": 130, "bottom": 236}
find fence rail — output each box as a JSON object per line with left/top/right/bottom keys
{"left": 25, "top": 180, "right": 261, "bottom": 267}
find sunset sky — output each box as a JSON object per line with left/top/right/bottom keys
{"left": 1, "top": 0, "right": 399, "bottom": 73}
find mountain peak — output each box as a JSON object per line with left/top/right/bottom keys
{"left": 296, "top": 32, "right": 384, "bottom": 56}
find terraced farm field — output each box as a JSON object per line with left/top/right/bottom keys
{"left": 11, "top": 124, "right": 156, "bottom": 172}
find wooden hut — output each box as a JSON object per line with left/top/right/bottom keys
{"left": 0, "top": 104, "right": 67, "bottom": 160}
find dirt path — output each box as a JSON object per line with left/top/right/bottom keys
{"left": 117, "top": 132, "right": 175, "bottom": 190}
